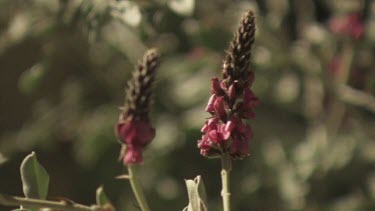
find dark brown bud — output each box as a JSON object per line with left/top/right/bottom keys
{"left": 121, "top": 49, "right": 160, "bottom": 123}
{"left": 222, "top": 10, "right": 256, "bottom": 84}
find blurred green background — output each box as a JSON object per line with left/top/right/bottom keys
{"left": 1, "top": 0, "right": 375, "bottom": 210}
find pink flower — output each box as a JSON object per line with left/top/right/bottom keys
{"left": 328, "top": 13, "right": 364, "bottom": 40}
{"left": 116, "top": 119, "right": 156, "bottom": 164}
{"left": 200, "top": 117, "right": 234, "bottom": 144}
{"left": 200, "top": 84, "right": 257, "bottom": 159}
{"left": 117, "top": 120, "right": 155, "bottom": 147}
{"left": 198, "top": 135, "right": 216, "bottom": 157}
{"left": 198, "top": 10, "right": 258, "bottom": 159}
{"left": 205, "top": 94, "right": 217, "bottom": 113}
{"left": 230, "top": 136, "right": 250, "bottom": 158}
{"left": 211, "top": 77, "right": 224, "bottom": 95}
{"left": 199, "top": 114, "right": 254, "bottom": 158}
{"left": 214, "top": 96, "right": 227, "bottom": 120}
{"left": 236, "top": 88, "right": 259, "bottom": 119}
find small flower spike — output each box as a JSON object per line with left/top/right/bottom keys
{"left": 116, "top": 49, "right": 160, "bottom": 164}
{"left": 198, "top": 10, "right": 259, "bottom": 159}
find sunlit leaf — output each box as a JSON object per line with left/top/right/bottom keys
{"left": 0, "top": 152, "right": 7, "bottom": 165}
{"left": 20, "top": 152, "right": 49, "bottom": 200}
{"left": 184, "top": 175, "right": 208, "bottom": 211}
{"left": 96, "top": 186, "right": 109, "bottom": 206}
{"left": 168, "top": 0, "right": 195, "bottom": 16}
{"left": 111, "top": 1, "right": 142, "bottom": 27}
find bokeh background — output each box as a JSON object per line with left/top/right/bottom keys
{"left": 1, "top": 0, "right": 375, "bottom": 210}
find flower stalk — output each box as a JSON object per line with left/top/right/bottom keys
{"left": 220, "top": 154, "right": 232, "bottom": 211}
{"left": 127, "top": 164, "right": 151, "bottom": 211}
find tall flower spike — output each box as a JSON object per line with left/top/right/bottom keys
{"left": 116, "top": 49, "right": 160, "bottom": 165}
{"left": 198, "top": 10, "right": 258, "bottom": 159}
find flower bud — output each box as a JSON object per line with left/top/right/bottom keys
{"left": 205, "top": 94, "right": 217, "bottom": 113}
{"left": 213, "top": 96, "right": 227, "bottom": 120}
{"left": 211, "top": 77, "right": 224, "bottom": 95}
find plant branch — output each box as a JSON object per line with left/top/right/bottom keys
{"left": 337, "top": 85, "right": 375, "bottom": 114}
{"left": 127, "top": 164, "right": 151, "bottom": 211}
{"left": 327, "top": 42, "right": 354, "bottom": 136}
{"left": 0, "top": 193, "right": 98, "bottom": 211}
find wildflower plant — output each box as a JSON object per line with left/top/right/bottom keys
{"left": 197, "top": 10, "right": 258, "bottom": 211}
{"left": 199, "top": 10, "right": 258, "bottom": 160}
{"left": 2, "top": 0, "right": 375, "bottom": 210}
{"left": 115, "top": 49, "right": 160, "bottom": 211}
{"left": 0, "top": 7, "right": 259, "bottom": 211}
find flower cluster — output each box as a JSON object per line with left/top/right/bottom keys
{"left": 198, "top": 10, "right": 259, "bottom": 159}
{"left": 328, "top": 13, "right": 364, "bottom": 40}
{"left": 116, "top": 49, "right": 160, "bottom": 164}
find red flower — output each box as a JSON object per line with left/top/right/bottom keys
{"left": 117, "top": 120, "right": 155, "bottom": 147}
{"left": 116, "top": 120, "right": 156, "bottom": 164}
{"left": 205, "top": 94, "right": 217, "bottom": 113}
{"left": 211, "top": 77, "right": 224, "bottom": 95}
{"left": 213, "top": 96, "right": 227, "bottom": 120}
{"left": 238, "top": 88, "right": 259, "bottom": 119}
{"left": 230, "top": 136, "right": 250, "bottom": 158}
{"left": 200, "top": 117, "right": 234, "bottom": 144}
{"left": 329, "top": 13, "right": 364, "bottom": 40}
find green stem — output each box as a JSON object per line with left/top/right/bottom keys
{"left": 127, "top": 164, "right": 151, "bottom": 211}
{"left": 220, "top": 154, "right": 232, "bottom": 211}
{"left": 0, "top": 193, "right": 96, "bottom": 211}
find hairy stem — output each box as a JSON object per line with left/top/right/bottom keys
{"left": 127, "top": 164, "right": 151, "bottom": 211}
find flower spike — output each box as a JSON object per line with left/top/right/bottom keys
{"left": 198, "top": 10, "right": 258, "bottom": 159}
{"left": 116, "top": 49, "right": 160, "bottom": 165}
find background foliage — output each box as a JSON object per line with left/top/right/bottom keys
{"left": 1, "top": 0, "right": 375, "bottom": 210}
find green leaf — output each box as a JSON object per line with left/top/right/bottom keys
{"left": 96, "top": 186, "right": 110, "bottom": 206}
{"left": 96, "top": 186, "right": 115, "bottom": 211}
{"left": 184, "top": 175, "right": 208, "bottom": 211}
{"left": 18, "top": 63, "right": 45, "bottom": 95}
{"left": 20, "top": 152, "right": 50, "bottom": 200}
